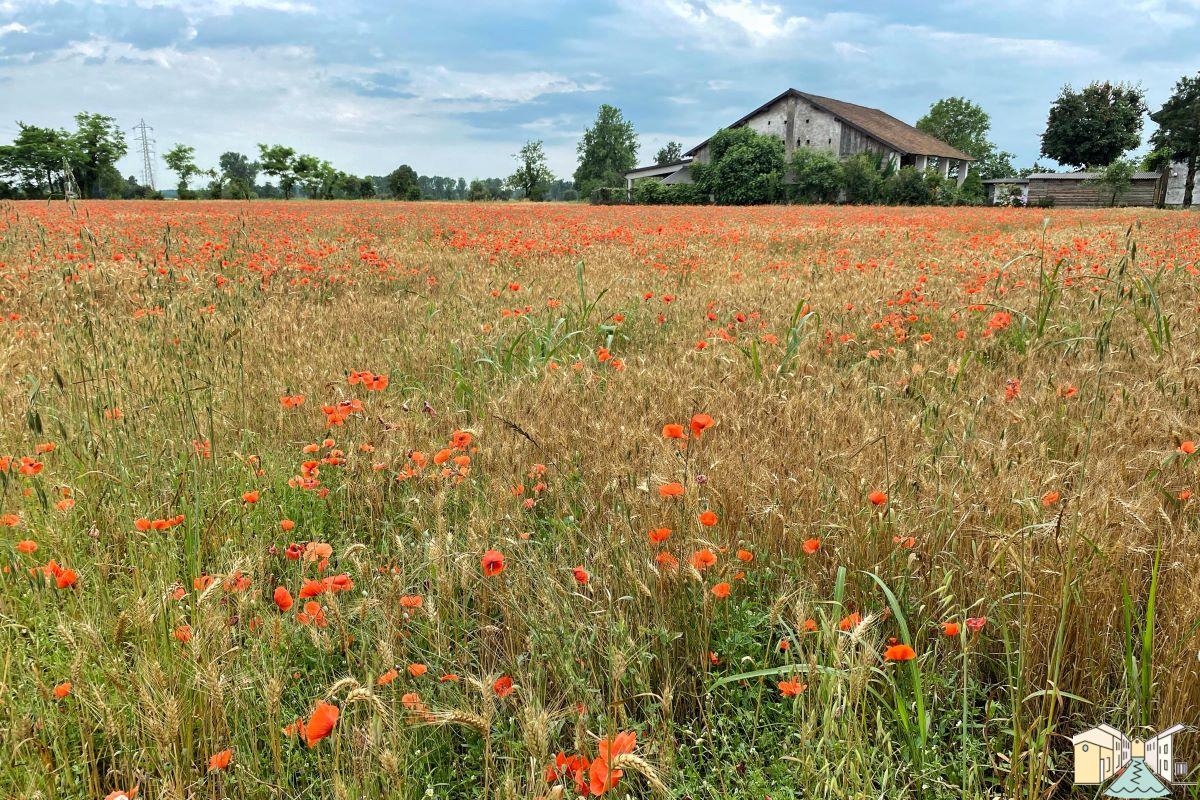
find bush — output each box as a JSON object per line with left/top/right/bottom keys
{"left": 841, "top": 152, "right": 886, "bottom": 204}
{"left": 633, "top": 179, "right": 706, "bottom": 205}
{"left": 694, "top": 127, "right": 785, "bottom": 205}
{"left": 881, "top": 167, "right": 932, "bottom": 205}
{"left": 588, "top": 186, "right": 630, "bottom": 205}
{"left": 789, "top": 149, "right": 843, "bottom": 204}
{"left": 959, "top": 170, "right": 985, "bottom": 204}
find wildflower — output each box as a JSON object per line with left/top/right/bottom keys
{"left": 658, "top": 482, "right": 685, "bottom": 498}
{"left": 572, "top": 565, "right": 590, "bottom": 585}
{"left": 838, "top": 612, "right": 861, "bottom": 631}
{"left": 173, "top": 625, "right": 192, "bottom": 643}
{"left": 689, "top": 413, "right": 715, "bottom": 437}
{"left": 1041, "top": 490, "right": 1060, "bottom": 507}
{"left": 300, "top": 701, "right": 339, "bottom": 747}
{"left": 407, "top": 663, "right": 428, "bottom": 678}
{"left": 802, "top": 537, "right": 820, "bottom": 554}
{"left": 884, "top": 643, "right": 916, "bottom": 661}
{"left": 941, "top": 621, "right": 960, "bottom": 637}
{"left": 777, "top": 678, "right": 807, "bottom": 697}
{"left": 481, "top": 549, "right": 506, "bottom": 577}
{"left": 53, "top": 681, "right": 72, "bottom": 699}
{"left": 377, "top": 668, "right": 398, "bottom": 686}
{"left": 17, "top": 539, "right": 37, "bottom": 554}
{"left": 242, "top": 490, "right": 260, "bottom": 504}
{"left": 698, "top": 510, "right": 718, "bottom": 527}
{"left": 1004, "top": 378, "right": 1021, "bottom": 402}
{"left": 868, "top": 490, "right": 888, "bottom": 506}
{"left": 648, "top": 527, "right": 671, "bottom": 543}
{"left": 711, "top": 582, "right": 731, "bottom": 599}
{"left": 1180, "top": 441, "right": 1197, "bottom": 455}
{"left": 690, "top": 549, "right": 717, "bottom": 570}
{"left": 274, "top": 586, "right": 294, "bottom": 612}
{"left": 662, "top": 423, "right": 686, "bottom": 439}
{"left": 735, "top": 549, "right": 753, "bottom": 562}
{"left": 965, "top": 616, "right": 987, "bottom": 633}
{"left": 208, "top": 749, "right": 232, "bottom": 771}
{"left": 493, "top": 675, "right": 513, "bottom": 698}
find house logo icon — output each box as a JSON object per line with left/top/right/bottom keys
{"left": 1073, "top": 723, "right": 1191, "bottom": 797}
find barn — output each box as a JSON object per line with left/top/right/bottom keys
{"left": 983, "top": 171, "right": 1168, "bottom": 208}
{"left": 624, "top": 89, "right": 974, "bottom": 194}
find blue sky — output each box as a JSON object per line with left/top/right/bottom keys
{"left": 1, "top": 0, "right": 1197, "bottom": 183}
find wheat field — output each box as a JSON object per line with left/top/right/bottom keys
{"left": 2, "top": 200, "right": 1199, "bottom": 800}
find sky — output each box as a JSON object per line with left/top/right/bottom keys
{"left": 1, "top": 0, "right": 1198, "bottom": 185}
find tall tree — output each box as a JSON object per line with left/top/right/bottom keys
{"left": 509, "top": 140, "right": 553, "bottom": 200}
{"left": 257, "top": 144, "right": 297, "bottom": 199}
{"left": 163, "top": 144, "right": 201, "bottom": 196}
{"left": 916, "top": 97, "right": 1015, "bottom": 179}
{"left": 0, "top": 123, "right": 74, "bottom": 196}
{"left": 386, "top": 164, "right": 420, "bottom": 200}
{"left": 574, "top": 105, "right": 638, "bottom": 198}
{"left": 655, "top": 141, "right": 683, "bottom": 165}
{"left": 70, "top": 112, "right": 127, "bottom": 198}
{"left": 1040, "top": 82, "right": 1147, "bottom": 168}
{"left": 219, "top": 151, "right": 259, "bottom": 199}
{"left": 1150, "top": 71, "right": 1200, "bottom": 206}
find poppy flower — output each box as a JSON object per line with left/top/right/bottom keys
{"left": 965, "top": 616, "right": 987, "bottom": 633}
{"left": 868, "top": 490, "right": 888, "bottom": 506}
{"left": 1180, "top": 441, "right": 1196, "bottom": 455}
{"left": 648, "top": 527, "right": 671, "bottom": 543}
{"left": 481, "top": 549, "right": 506, "bottom": 577}
{"left": 838, "top": 612, "right": 861, "bottom": 631}
{"left": 572, "top": 566, "right": 589, "bottom": 585}
{"left": 658, "top": 482, "right": 685, "bottom": 499}
{"left": 53, "top": 681, "right": 72, "bottom": 699}
{"left": 802, "top": 538, "right": 820, "bottom": 554}
{"left": 301, "top": 700, "right": 339, "bottom": 747}
{"left": 241, "top": 490, "right": 260, "bottom": 504}
{"left": 689, "top": 414, "right": 715, "bottom": 437}
{"left": 698, "top": 510, "right": 718, "bottom": 527}
{"left": 16, "top": 539, "right": 37, "bottom": 554}
{"left": 173, "top": 625, "right": 192, "bottom": 643}
{"left": 399, "top": 595, "right": 423, "bottom": 609}
{"left": 493, "top": 675, "right": 513, "bottom": 698}
{"left": 690, "top": 549, "right": 717, "bottom": 570}
{"left": 407, "top": 663, "right": 428, "bottom": 677}
{"left": 941, "top": 621, "right": 960, "bottom": 637}
{"left": 662, "top": 423, "right": 686, "bottom": 439}
{"left": 208, "top": 749, "right": 232, "bottom": 771}
{"left": 777, "top": 678, "right": 806, "bottom": 697}
{"left": 884, "top": 643, "right": 916, "bottom": 661}
{"left": 735, "top": 549, "right": 753, "bottom": 562}
{"left": 377, "top": 668, "right": 398, "bottom": 686}
{"left": 1041, "top": 490, "right": 1060, "bottom": 507}
{"left": 711, "top": 582, "right": 731, "bottom": 598}
{"left": 273, "top": 586, "right": 294, "bottom": 612}
{"left": 280, "top": 519, "right": 295, "bottom": 532}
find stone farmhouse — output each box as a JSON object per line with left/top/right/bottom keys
{"left": 624, "top": 89, "right": 974, "bottom": 194}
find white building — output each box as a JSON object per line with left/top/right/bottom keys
{"left": 1145, "top": 723, "right": 1188, "bottom": 782}
{"left": 1072, "top": 724, "right": 1132, "bottom": 784}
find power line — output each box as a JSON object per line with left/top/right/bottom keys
{"left": 132, "top": 118, "right": 156, "bottom": 191}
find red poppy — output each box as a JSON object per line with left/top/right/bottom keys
{"left": 868, "top": 490, "right": 888, "bottom": 506}
{"left": 208, "top": 749, "right": 232, "bottom": 771}
{"left": 493, "top": 675, "right": 513, "bottom": 698}
{"left": 884, "top": 643, "right": 916, "bottom": 661}
{"left": 481, "top": 549, "right": 506, "bottom": 577}
{"left": 274, "top": 586, "right": 294, "bottom": 612}
{"left": 698, "top": 510, "right": 718, "bottom": 527}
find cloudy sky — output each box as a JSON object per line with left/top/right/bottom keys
{"left": 1, "top": 0, "right": 1197, "bottom": 184}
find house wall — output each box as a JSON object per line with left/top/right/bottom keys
{"left": 691, "top": 96, "right": 886, "bottom": 167}
{"left": 1164, "top": 159, "right": 1192, "bottom": 207}
{"left": 1027, "top": 176, "right": 1160, "bottom": 208}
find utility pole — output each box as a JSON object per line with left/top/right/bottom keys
{"left": 132, "top": 118, "right": 156, "bottom": 191}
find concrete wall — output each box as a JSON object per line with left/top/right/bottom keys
{"left": 793, "top": 99, "right": 840, "bottom": 155}
{"left": 1164, "top": 159, "right": 1192, "bottom": 207}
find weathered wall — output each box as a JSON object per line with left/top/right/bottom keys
{"left": 1027, "top": 176, "right": 1159, "bottom": 208}
{"left": 1164, "top": 159, "right": 1193, "bottom": 207}
{"left": 793, "top": 99, "right": 840, "bottom": 155}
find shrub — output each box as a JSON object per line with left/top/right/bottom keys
{"left": 881, "top": 167, "right": 932, "bottom": 205}
{"left": 694, "top": 127, "right": 785, "bottom": 205}
{"left": 588, "top": 186, "right": 630, "bottom": 205}
{"left": 633, "top": 179, "right": 706, "bottom": 205}
{"left": 959, "top": 170, "right": 985, "bottom": 204}
{"left": 841, "top": 152, "right": 886, "bottom": 204}
{"left": 789, "top": 149, "right": 843, "bottom": 204}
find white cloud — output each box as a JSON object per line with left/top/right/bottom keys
{"left": 0, "top": 21, "right": 27, "bottom": 35}
{"left": 627, "top": 0, "right": 807, "bottom": 48}
{"left": 406, "top": 66, "right": 604, "bottom": 105}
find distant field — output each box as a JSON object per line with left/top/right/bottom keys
{"left": 2, "top": 200, "right": 1199, "bottom": 799}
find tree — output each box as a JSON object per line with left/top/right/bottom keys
{"left": 509, "top": 140, "right": 554, "bottom": 200}
{"left": 1091, "top": 158, "right": 1135, "bottom": 206}
{"left": 219, "top": 151, "right": 258, "bottom": 199}
{"left": 916, "top": 97, "right": 1016, "bottom": 179}
{"left": 655, "top": 141, "right": 683, "bottom": 165}
{"left": 841, "top": 152, "right": 888, "bottom": 204}
{"left": 0, "top": 123, "right": 74, "bottom": 196}
{"left": 1150, "top": 71, "right": 1200, "bottom": 206}
{"left": 257, "top": 144, "right": 297, "bottom": 199}
{"left": 1040, "top": 82, "right": 1147, "bottom": 168}
{"left": 574, "top": 105, "right": 638, "bottom": 198}
{"left": 70, "top": 112, "right": 127, "bottom": 198}
{"left": 790, "top": 148, "right": 842, "bottom": 203}
{"left": 691, "top": 127, "right": 784, "bottom": 205}
{"left": 386, "top": 164, "right": 420, "bottom": 200}
{"left": 163, "top": 144, "right": 202, "bottom": 197}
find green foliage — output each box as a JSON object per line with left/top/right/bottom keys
{"left": 789, "top": 148, "right": 842, "bottom": 203}
{"left": 917, "top": 96, "right": 1016, "bottom": 179}
{"left": 841, "top": 152, "right": 888, "bottom": 204}
{"left": 386, "top": 164, "right": 421, "bottom": 200}
{"left": 257, "top": 144, "right": 297, "bottom": 199}
{"left": 654, "top": 140, "right": 683, "bottom": 165}
{"left": 508, "top": 140, "right": 554, "bottom": 200}
{"left": 959, "top": 169, "right": 985, "bottom": 203}
{"left": 574, "top": 104, "right": 638, "bottom": 199}
{"left": 163, "top": 143, "right": 201, "bottom": 197}
{"left": 632, "top": 178, "right": 705, "bottom": 205}
{"left": 1041, "top": 82, "right": 1147, "bottom": 168}
{"left": 71, "top": 112, "right": 128, "bottom": 198}
{"left": 467, "top": 179, "right": 491, "bottom": 201}
{"left": 694, "top": 127, "right": 785, "bottom": 205}
{"left": 881, "top": 166, "right": 932, "bottom": 205}
{"left": 1091, "top": 158, "right": 1136, "bottom": 206}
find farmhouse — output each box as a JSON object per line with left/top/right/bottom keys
{"left": 1073, "top": 724, "right": 1132, "bottom": 784}
{"left": 624, "top": 89, "right": 975, "bottom": 194}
